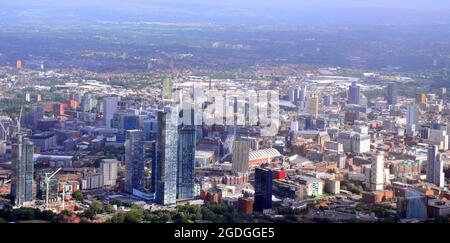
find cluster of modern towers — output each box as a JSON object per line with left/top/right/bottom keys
{"left": 125, "top": 104, "right": 196, "bottom": 206}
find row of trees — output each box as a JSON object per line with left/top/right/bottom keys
{"left": 0, "top": 207, "right": 57, "bottom": 223}
{"left": 341, "top": 183, "right": 364, "bottom": 195}
{"left": 105, "top": 203, "right": 254, "bottom": 224}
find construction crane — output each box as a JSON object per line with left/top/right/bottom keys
{"left": 44, "top": 168, "right": 62, "bottom": 209}
{"left": 61, "top": 183, "right": 66, "bottom": 211}
{"left": 0, "top": 120, "right": 8, "bottom": 140}
{"left": 17, "top": 106, "right": 23, "bottom": 133}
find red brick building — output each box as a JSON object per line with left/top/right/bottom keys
{"left": 238, "top": 197, "right": 254, "bottom": 214}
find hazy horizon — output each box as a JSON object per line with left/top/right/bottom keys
{"left": 3, "top": 0, "right": 450, "bottom": 10}
{"left": 2, "top": 0, "right": 450, "bottom": 26}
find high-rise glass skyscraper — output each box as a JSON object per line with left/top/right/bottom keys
{"left": 124, "top": 130, "right": 145, "bottom": 193}
{"left": 103, "top": 96, "right": 118, "bottom": 129}
{"left": 154, "top": 106, "right": 179, "bottom": 205}
{"left": 348, "top": 82, "right": 361, "bottom": 105}
{"left": 11, "top": 134, "right": 35, "bottom": 206}
{"left": 177, "top": 125, "right": 196, "bottom": 199}
{"left": 387, "top": 83, "right": 398, "bottom": 105}
{"left": 254, "top": 167, "right": 273, "bottom": 212}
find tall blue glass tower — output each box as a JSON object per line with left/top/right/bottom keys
{"left": 254, "top": 167, "right": 273, "bottom": 212}
{"left": 348, "top": 82, "right": 361, "bottom": 105}
{"left": 177, "top": 125, "right": 196, "bottom": 199}
{"left": 124, "top": 130, "right": 145, "bottom": 193}
{"left": 154, "top": 106, "right": 179, "bottom": 205}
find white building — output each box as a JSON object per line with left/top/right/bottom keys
{"left": 101, "top": 159, "right": 119, "bottom": 187}
{"left": 367, "top": 153, "right": 385, "bottom": 191}
{"left": 337, "top": 131, "right": 371, "bottom": 154}
{"left": 352, "top": 133, "right": 371, "bottom": 154}
{"left": 82, "top": 173, "right": 104, "bottom": 190}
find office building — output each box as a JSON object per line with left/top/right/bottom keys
{"left": 81, "top": 93, "right": 96, "bottom": 112}
{"left": 254, "top": 167, "right": 272, "bottom": 212}
{"left": 10, "top": 134, "right": 35, "bottom": 206}
{"left": 427, "top": 145, "right": 445, "bottom": 188}
{"left": 337, "top": 131, "right": 371, "bottom": 154}
{"left": 307, "top": 96, "right": 319, "bottom": 118}
{"left": 406, "top": 105, "right": 419, "bottom": 126}
{"left": 425, "top": 129, "right": 449, "bottom": 150}
{"left": 103, "top": 96, "right": 119, "bottom": 129}
{"left": 348, "top": 82, "right": 361, "bottom": 105}
{"left": 397, "top": 188, "right": 427, "bottom": 220}
{"left": 177, "top": 125, "right": 196, "bottom": 199}
{"left": 406, "top": 105, "right": 419, "bottom": 136}
{"left": 29, "top": 132, "right": 57, "bottom": 152}
{"left": 123, "top": 115, "right": 140, "bottom": 131}
{"left": 25, "top": 105, "right": 44, "bottom": 130}
{"left": 154, "top": 106, "right": 179, "bottom": 205}
{"left": 143, "top": 118, "right": 158, "bottom": 141}
{"left": 387, "top": 83, "right": 398, "bottom": 105}
{"left": 124, "top": 130, "right": 145, "bottom": 193}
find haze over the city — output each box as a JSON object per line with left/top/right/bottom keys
{"left": 2, "top": 0, "right": 450, "bottom": 25}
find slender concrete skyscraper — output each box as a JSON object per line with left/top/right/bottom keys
{"left": 124, "top": 130, "right": 145, "bottom": 193}
{"left": 306, "top": 96, "right": 319, "bottom": 118}
{"left": 11, "top": 134, "right": 35, "bottom": 206}
{"left": 369, "top": 153, "right": 385, "bottom": 191}
{"left": 154, "top": 106, "right": 179, "bottom": 205}
{"left": 299, "top": 84, "right": 307, "bottom": 102}
{"left": 232, "top": 140, "right": 251, "bottom": 174}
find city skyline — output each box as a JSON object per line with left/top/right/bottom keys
{"left": 0, "top": 0, "right": 449, "bottom": 229}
